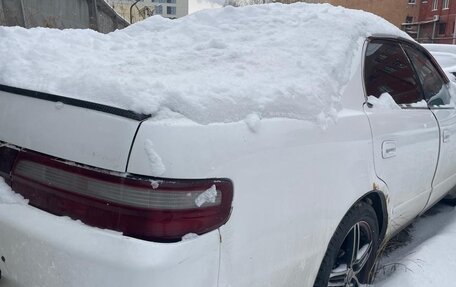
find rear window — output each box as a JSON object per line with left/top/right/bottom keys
{"left": 402, "top": 44, "right": 451, "bottom": 106}
{"left": 364, "top": 40, "right": 424, "bottom": 105}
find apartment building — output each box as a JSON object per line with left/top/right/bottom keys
{"left": 107, "top": 0, "right": 222, "bottom": 22}
{"left": 324, "top": 0, "right": 421, "bottom": 28}
{"left": 276, "top": 0, "right": 421, "bottom": 29}
{"left": 412, "top": 0, "right": 456, "bottom": 43}
{"left": 106, "top": 0, "right": 183, "bottom": 21}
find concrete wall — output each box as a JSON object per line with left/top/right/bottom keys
{"left": 0, "top": 0, "right": 129, "bottom": 33}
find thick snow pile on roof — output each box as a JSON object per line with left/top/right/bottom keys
{"left": 0, "top": 3, "right": 409, "bottom": 124}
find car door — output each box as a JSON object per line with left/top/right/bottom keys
{"left": 363, "top": 39, "right": 440, "bottom": 230}
{"left": 402, "top": 43, "right": 456, "bottom": 208}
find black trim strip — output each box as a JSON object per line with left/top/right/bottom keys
{"left": 429, "top": 106, "right": 456, "bottom": 110}
{"left": 125, "top": 119, "right": 145, "bottom": 173}
{"left": 0, "top": 84, "right": 151, "bottom": 121}
{"left": 401, "top": 107, "right": 429, "bottom": 110}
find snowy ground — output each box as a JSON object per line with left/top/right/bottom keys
{"left": 374, "top": 202, "right": 456, "bottom": 286}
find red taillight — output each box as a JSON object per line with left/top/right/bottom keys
{"left": 10, "top": 151, "right": 233, "bottom": 242}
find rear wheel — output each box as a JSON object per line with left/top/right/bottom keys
{"left": 314, "top": 202, "right": 379, "bottom": 287}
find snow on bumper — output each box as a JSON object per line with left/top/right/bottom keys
{"left": 0, "top": 204, "right": 220, "bottom": 287}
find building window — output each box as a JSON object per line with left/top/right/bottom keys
{"left": 432, "top": 0, "right": 438, "bottom": 10}
{"left": 155, "top": 5, "right": 163, "bottom": 14}
{"left": 405, "top": 16, "right": 414, "bottom": 30}
{"left": 167, "top": 0, "right": 176, "bottom": 3}
{"left": 439, "top": 22, "right": 447, "bottom": 34}
{"left": 408, "top": 0, "right": 416, "bottom": 4}
{"left": 403, "top": 44, "right": 451, "bottom": 106}
{"left": 443, "top": 0, "right": 450, "bottom": 9}
{"left": 167, "top": 6, "right": 176, "bottom": 15}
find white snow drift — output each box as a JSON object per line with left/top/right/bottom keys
{"left": 0, "top": 3, "right": 409, "bottom": 124}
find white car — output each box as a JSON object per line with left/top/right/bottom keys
{"left": 1, "top": 4, "right": 456, "bottom": 287}
{"left": 423, "top": 44, "right": 456, "bottom": 77}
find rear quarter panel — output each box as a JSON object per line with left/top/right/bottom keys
{"left": 127, "top": 64, "right": 378, "bottom": 287}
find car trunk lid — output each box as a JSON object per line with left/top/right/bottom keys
{"left": 0, "top": 85, "right": 148, "bottom": 172}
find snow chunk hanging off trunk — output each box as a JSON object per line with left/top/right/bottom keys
{"left": 144, "top": 140, "right": 166, "bottom": 176}
{"left": 0, "top": 3, "right": 409, "bottom": 125}
{"left": 0, "top": 178, "right": 28, "bottom": 204}
{"left": 195, "top": 185, "right": 218, "bottom": 207}
{"left": 150, "top": 179, "right": 161, "bottom": 189}
{"left": 182, "top": 233, "right": 199, "bottom": 241}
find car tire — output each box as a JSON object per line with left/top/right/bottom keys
{"left": 313, "top": 202, "right": 379, "bottom": 287}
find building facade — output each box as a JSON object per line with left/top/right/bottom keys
{"left": 107, "top": 0, "right": 185, "bottom": 21}
{"left": 323, "top": 0, "right": 421, "bottom": 28}
{"left": 409, "top": 0, "right": 456, "bottom": 43}
{"left": 277, "top": 0, "right": 421, "bottom": 29}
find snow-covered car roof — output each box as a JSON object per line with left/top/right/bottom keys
{"left": 0, "top": 3, "right": 409, "bottom": 124}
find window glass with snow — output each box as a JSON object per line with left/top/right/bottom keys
{"left": 402, "top": 44, "right": 451, "bottom": 106}
{"left": 364, "top": 40, "right": 424, "bottom": 106}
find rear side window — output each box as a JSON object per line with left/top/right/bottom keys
{"left": 402, "top": 44, "right": 451, "bottom": 106}
{"left": 364, "top": 40, "right": 424, "bottom": 105}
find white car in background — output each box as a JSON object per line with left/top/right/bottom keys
{"left": 1, "top": 4, "right": 456, "bottom": 287}
{"left": 423, "top": 44, "right": 456, "bottom": 77}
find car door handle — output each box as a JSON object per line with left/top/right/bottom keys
{"left": 382, "top": 141, "right": 396, "bottom": 159}
{"left": 443, "top": 130, "right": 451, "bottom": 143}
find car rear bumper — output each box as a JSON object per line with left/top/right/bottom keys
{"left": 0, "top": 203, "right": 220, "bottom": 287}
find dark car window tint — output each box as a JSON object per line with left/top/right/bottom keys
{"left": 402, "top": 44, "right": 451, "bottom": 106}
{"left": 364, "top": 41, "right": 423, "bottom": 105}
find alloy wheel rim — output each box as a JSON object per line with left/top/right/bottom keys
{"left": 327, "top": 221, "right": 374, "bottom": 287}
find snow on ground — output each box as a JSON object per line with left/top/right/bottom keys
{"left": 375, "top": 202, "right": 456, "bottom": 287}
{"left": 0, "top": 3, "right": 408, "bottom": 125}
